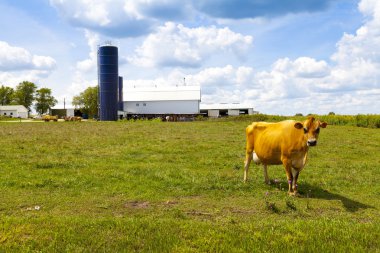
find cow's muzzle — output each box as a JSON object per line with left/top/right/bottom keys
{"left": 307, "top": 140, "right": 317, "bottom": 146}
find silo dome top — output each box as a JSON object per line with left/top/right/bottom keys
{"left": 99, "top": 41, "right": 117, "bottom": 48}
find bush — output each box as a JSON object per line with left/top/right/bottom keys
{"left": 0, "top": 115, "right": 19, "bottom": 121}
{"left": 203, "top": 114, "right": 380, "bottom": 128}
{"left": 319, "top": 114, "right": 380, "bottom": 128}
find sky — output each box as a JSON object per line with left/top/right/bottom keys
{"left": 0, "top": 0, "right": 379, "bottom": 115}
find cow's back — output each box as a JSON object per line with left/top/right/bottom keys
{"left": 247, "top": 120, "right": 304, "bottom": 165}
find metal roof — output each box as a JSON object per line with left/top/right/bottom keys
{"left": 0, "top": 105, "right": 28, "bottom": 112}
{"left": 200, "top": 103, "right": 253, "bottom": 110}
{"left": 124, "top": 86, "right": 201, "bottom": 102}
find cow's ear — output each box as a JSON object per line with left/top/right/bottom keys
{"left": 320, "top": 122, "right": 327, "bottom": 128}
{"left": 294, "top": 122, "right": 303, "bottom": 129}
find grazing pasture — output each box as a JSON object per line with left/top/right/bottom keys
{"left": 0, "top": 119, "right": 379, "bottom": 252}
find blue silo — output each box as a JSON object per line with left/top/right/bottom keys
{"left": 118, "top": 76, "right": 123, "bottom": 111}
{"left": 98, "top": 45, "right": 118, "bottom": 121}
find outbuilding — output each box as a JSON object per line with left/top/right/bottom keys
{"left": 123, "top": 86, "right": 201, "bottom": 117}
{"left": 0, "top": 105, "right": 28, "bottom": 118}
{"left": 50, "top": 108, "right": 75, "bottom": 118}
{"left": 200, "top": 103, "right": 257, "bottom": 117}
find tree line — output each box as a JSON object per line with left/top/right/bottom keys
{"left": 0, "top": 81, "right": 57, "bottom": 115}
{"left": 0, "top": 81, "right": 100, "bottom": 117}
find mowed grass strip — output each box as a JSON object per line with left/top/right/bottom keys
{"left": 0, "top": 120, "right": 379, "bottom": 252}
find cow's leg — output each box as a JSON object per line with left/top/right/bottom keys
{"left": 244, "top": 151, "right": 253, "bottom": 182}
{"left": 281, "top": 158, "right": 294, "bottom": 195}
{"left": 263, "top": 164, "right": 270, "bottom": 184}
{"left": 291, "top": 168, "right": 300, "bottom": 196}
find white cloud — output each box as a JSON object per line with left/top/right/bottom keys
{"left": 237, "top": 0, "right": 380, "bottom": 114}
{"left": 50, "top": 0, "right": 156, "bottom": 37}
{"left": 123, "top": 1, "right": 145, "bottom": 20}
{"left": 66, "top": 30, "right": 100, "bottom": 106}
{"left": 50, "top": 0, "right": 111, "bottom": 26}
{"left": 32, "top": 56, "right": 57, "bottom": 69}
{"left": 128, "top": 22, "right": 253, "bottom": 68}
{"left": 185, "top": 65, "right": 254, "bottom": 100}
{"left": 0, "top": 41, "right": 56, "bottom": 71}
{"left": 0, "top": 70, "right": 53, "bottom": 88}
{"left": 329, "top": 0, "right": 380, "bottom": 91}
{"left": 49, "top": 0, "right": 333, "bottom": 38}
{"left": 358, "top": 0, "right": 380, "bottom": 18}
{"left": 48, "top": 0, "right": 380, "bottom": 115}
{"left": 246, "top": 57, "right": 332, "bottom": 103}
{"left": 0, "top": 41, "right": 56, "bottom": 87}
{"left": 67, "top": 71, "right": 97, "bottom": 96}
{"left": 269, "top": 57, "right": 330, "bottom": 79}
{"left": 76, "top": 30, "right": 100, "bottom": 72}
{"left": 123, "top": 65, "right": 254, "bottom": 104}
{"left": 291, "top": 57, "right": 330, "bottom": 78}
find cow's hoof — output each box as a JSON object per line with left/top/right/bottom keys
{"left": 288, "top": 192, "right": 301, "bottom": 197}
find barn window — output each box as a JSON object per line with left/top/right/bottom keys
{"left": 136, "top": 103, "right": 139, "bottom": 107}
{"left": 10, "top": 112, "right": 13, "bottom": 115}
{"left": 143, "top": 103, "right": 146, "bottom": 106}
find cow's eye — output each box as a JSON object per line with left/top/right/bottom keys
{"left": 303, "top": 127, "right": 308, "bottom": 134}
{"left": 315, "top": 128, "right": 320, "bottom": 134}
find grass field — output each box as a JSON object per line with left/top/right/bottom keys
{"left": 0, "top": 119, "right": 379, "bottom": 252}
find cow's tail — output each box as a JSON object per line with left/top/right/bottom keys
{"left": 244, "top": 123, "right": 255, "bottom": 182}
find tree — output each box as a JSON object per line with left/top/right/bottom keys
{"left": 35, "top": 88, "right": 57, "bottom": 115}
{"left": 13, "top": 81, "right": 37, "bottom": 111}
{"left": 0, "top": 85, "right": 14, "bottom": 105}
{"left": 72, "top": 86, "right": 98, "bottom": 117}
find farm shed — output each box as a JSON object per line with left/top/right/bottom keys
{"left": 50, "top": 108, "right": 75, "bottom": 118}
{"left": 199, "top": 103, "right": 257, "bottom": 117}
{"left": 0, "top": 105, "right": 28, "bottom": 118}
{"left": 123, "top": 86, "right": 201, "bottom": 116}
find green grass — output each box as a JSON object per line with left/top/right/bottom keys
{"left": 0, "top": 120, "right": 379, "bottom": 252}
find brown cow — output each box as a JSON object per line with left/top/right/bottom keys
{"left": 64, "top": 116, "right": 82, "bottom": 121}
{"left": 244, "top": 116, "right": 327, "bottom": 196}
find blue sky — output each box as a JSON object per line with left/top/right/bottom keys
{"left": 0, "top": 0, "right": 379, "bottom": 115}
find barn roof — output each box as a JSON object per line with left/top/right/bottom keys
{"left": 0, "top": 105, "right": 28, "bottom": 112}
{"left": 124, "top": 86, "right": 201, "bottom": 102}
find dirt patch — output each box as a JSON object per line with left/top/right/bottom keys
{"left": 185, "top": 210, "right": 213, "bottom": 216}
{"left": 164, "top": 200, "right": 179, "bottom": 206}
{"left": 124, "top": 201, "right": 150, "bottom": 209}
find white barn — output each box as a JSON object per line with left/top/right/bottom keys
{"left": 0, "top": 105, "right": 28, "bottom": 118}
{"left": 123, "top": 86, "right": 201, "bottom": 115}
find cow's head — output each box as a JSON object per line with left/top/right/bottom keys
{"left": 294, "top": 117, "right": 327, "bottom": 146}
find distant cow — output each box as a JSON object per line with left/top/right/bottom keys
{"left": 64, "top": 116, "right": 82, "bottom": 121}
{"left": 42, "top": 115, "right": 58, "bottom": 122}
{"left": 244, "top": 117, "right": 327, "bottom": 196}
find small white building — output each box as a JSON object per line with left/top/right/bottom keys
{"left": 0, "top": 105, "right": 28, "bottom": 118}
{"left": 200, "top": 103, "right": 256, "bottom": 117}
{"left": 123, "top": 86, "right": 201, "bottom": 115}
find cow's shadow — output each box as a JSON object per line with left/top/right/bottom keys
{"left": 269, "top": 180, "right": 374, "bottom": 212}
